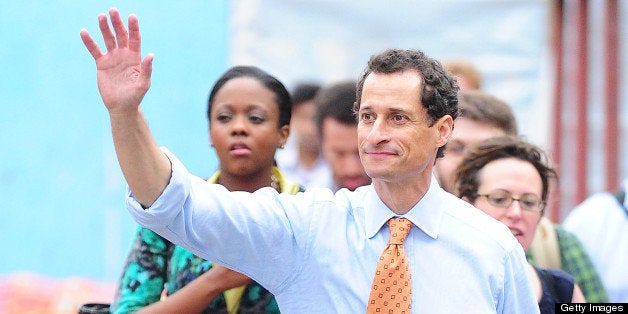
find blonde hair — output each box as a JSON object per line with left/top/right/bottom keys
{"left": 443, "top": 59, "right": 483, "bottom": 90}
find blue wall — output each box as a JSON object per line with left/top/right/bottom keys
{"left": 0, "top": 2, "right": 227, "bottom": 282}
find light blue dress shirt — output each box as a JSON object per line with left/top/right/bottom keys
{"left": 127, "top": 149, "right": 538, "bottom": 313}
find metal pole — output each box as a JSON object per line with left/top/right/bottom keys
{"left": 604, "top": 0, "right": 620, "bottom": 192}
{"left": 574, "top": 0, "right": 588, "bottom": 205}
{"left": 550, "top": 0, "right": 564, "bottom": 222}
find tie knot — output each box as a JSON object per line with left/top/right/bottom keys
{"left": 387, "top": 218, "right": 412, "bottom": 245}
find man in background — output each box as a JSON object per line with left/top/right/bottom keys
{"left": 315, "top": 80, "right": 371, "bottom": 191}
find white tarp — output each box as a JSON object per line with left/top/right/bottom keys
{"left": 230, "top": 0, "right": 551, "bottom": 147}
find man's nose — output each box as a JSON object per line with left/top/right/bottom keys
{"left": 365, "top": 118, "right": 389, "bottom": 144}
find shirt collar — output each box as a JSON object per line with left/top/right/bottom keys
{"left": 365, "top": 175, "right": 444, "bottom": 239}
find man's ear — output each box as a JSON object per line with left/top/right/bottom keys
{"left": 434, "top": 115, "right": 453, "bottom": 148}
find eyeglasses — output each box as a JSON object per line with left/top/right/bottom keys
{"left": 476, "top": 189, "right": 545, "bottom": 213}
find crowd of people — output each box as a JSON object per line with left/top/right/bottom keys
{"left": 75, "top": 8, "right": 625, "bottom": 313}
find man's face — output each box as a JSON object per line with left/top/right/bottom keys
{"left": 433, "top": 118, "right": 507, "bottom": 192}
{"left": 357, "top": 71, "right": 451, "bottom": 184}
{"left": 321, "top": 118, "right": 371, "bottom": 191}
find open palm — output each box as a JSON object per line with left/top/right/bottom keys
{"left": 80, "top": 8, "right": 153, "bottom": 114}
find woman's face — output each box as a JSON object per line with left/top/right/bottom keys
{"left": 471, "top": 157, "right": 544, "bottom": 251}
{"left": 209, "top": 76, "right": 289, "bottom": 177}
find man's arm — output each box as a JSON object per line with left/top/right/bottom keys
{"left": 501, "top": 245, "right": 540, "bottom": 314}
{"left": 80, "top": 8, "right": 170, "bottom": 207}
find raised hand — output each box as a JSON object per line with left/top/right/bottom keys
{"left": 80, "top": 8, "right": 153, "bottom": 114}
{"left": 81, "top": 8, "right": 170, "bottom": 207}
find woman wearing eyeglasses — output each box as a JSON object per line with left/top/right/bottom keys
{"left": 453, "top": 136, "right": 586, "bottom": 312}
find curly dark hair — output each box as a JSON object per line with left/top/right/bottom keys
{"left": 454, "top": 136, "right": 558, "bottom": 213}
{"left": 354, "top": 49, "right": 459, "bottom": 158}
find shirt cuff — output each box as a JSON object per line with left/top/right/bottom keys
{"left": 125, "top": 147, "right": 191, "bottom": 229}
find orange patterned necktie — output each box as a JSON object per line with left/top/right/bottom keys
{"left": 367, "top": 218, "right": 413, "bottom": 314}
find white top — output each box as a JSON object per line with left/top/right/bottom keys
{"left": 274, "top": 143, "right": 333, "bottom": 189}
{"left": 126, "top": 148, "right": 538, "bottom": 313}
{"left": 563, "top": 179, "right": 628, "bottom": 302}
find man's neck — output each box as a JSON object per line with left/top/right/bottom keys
{"left": 373, "top": 174, "right": 432, "bottom": 215}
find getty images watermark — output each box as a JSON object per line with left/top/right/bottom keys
{"left": 557, "top": 303, "right": 626, "bottom": 313}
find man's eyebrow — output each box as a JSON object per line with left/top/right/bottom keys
{"left": 388, "top": 107, "right": 410, "bottom": 114}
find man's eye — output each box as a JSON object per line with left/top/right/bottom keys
{"left": 392, "top": 114, "right": 406, "bottom": 122}
{"left": 360, "top": 113, "right": 374, "bottom": 121}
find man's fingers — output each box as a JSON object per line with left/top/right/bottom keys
{"left": 110, "top": 8, "right": 129, "bottom": 48}
{"left": 80, "top": 29, "right": 103, "bottom": 60}
{"left": 141, "top": 53, "right": 154, "bottom": 83}
{"left": 83, "top": 9, "right": 146, "bottom": 66}
{"left": 128, "top": 14, "right": 141, "bottom": 53}
{"left": 98, "top": 13, "right": 116, "bottom": 52}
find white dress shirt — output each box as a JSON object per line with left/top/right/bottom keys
{"left": 274, "top": 143, "right": 333, "bottom": 189}
{"left": 564, "top": 179, "right": 628, "bottom": 302}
